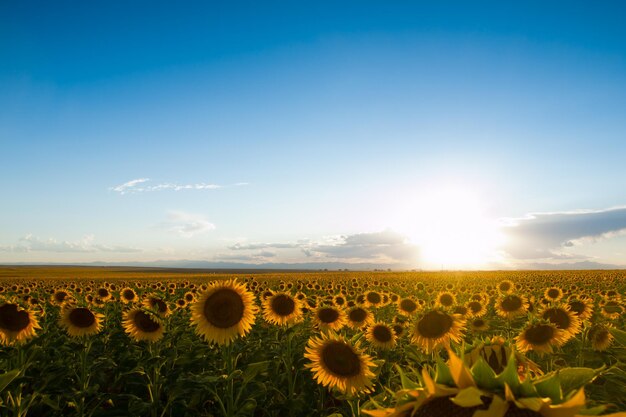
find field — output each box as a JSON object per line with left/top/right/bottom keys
{"left": 1, "top": 267, "right": 625, "bottom": 417}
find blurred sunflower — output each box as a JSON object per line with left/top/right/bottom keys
{"left": 313, "top": 305, "right": 347, "bottom": 332}
{"left": 143, "top": 294, "right": 171, "bottom": 317}
{"left": 304, "top": 332, "right": 375, "bottom": 395}
{"left": 516, "top": 319, "right": 567, "bottom": 355}
{"left": 190, "top": 279, "right": 257, "bottom": 346}
{"left": 346, "top": 306, "right": 373, "bottom": 329}
{"left": 588, "top": 324, "right": 614, "bottom": 352}
{"left": 119, "top": 287, "right": 137, "bottom": 304}
{"left": 495, "top": 294, "right": 528, "bottom": 320}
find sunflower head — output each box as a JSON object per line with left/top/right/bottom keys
{"left": 0, "top": 301, "right": 41, "bottom": 345}
{"left": 59, "top": 305, "right": 104, "bottom": 338}
{"left": 411, "top": 309, "right": 465, "bottom": 353}
{"left": 313, "top": 305, "right": 347, "bottom": 332}
{"left": 366, "top": 322, "right": 397, "bottom": 350}
{"left": 123, "top": 308, "right": 164, "bottom": 342}
{"left": 262, "top": 292, "right": 302, "bottom": 326}
{"left": 190, "top": 279, "right": 257, "bottom": 346}
{"left": 304, "top": 331, "right": 376, "bottom": 396}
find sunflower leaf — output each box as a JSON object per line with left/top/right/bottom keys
{"left": 0, "top": 370, "right": 20, "bottom": 393}
{"left": 450, "top": 386, "right": 486, "bottom": 407}
{"left": 395, "top": 365, "right": 420, "bottom": 390}
{"left": 608, "top": 328, "right": 626, "bottom": 346}
{"left": 495, "top": 351, "right": 520, "bottom": 392}
{"left": 533, "top": 372, "right": 562, "bottom": 402}
{"left": 556, "top": 367, "right": 602, "bottom": 395}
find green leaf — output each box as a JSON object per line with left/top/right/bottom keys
{"left": 495, "top": 351, "right": 520, "bottom": 392}
{"left": 395, "top": 365, "right": 420, "bottom": 390}
{"left": 471, "top": 357, "right": 498, "bottom": 390}
{"left": 533, "top": 373, "right": 562, "bottom": 402}
{"left": 435, "top": 357, "right": 454, "bottom": 386}
{"left": 243, "top": 361, "right": 270, "bottom": 384}
{"left": 609, "top": 328, "right": 626, "bottom": 346}
{"left": 556, "top": 367, "right": 601, "bottom": 395}
{"left": 0, "top": 370, "right": 20, "bottom": 393}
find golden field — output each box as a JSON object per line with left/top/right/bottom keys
{"left": 0, "top": 267, "right": 625, "bottom": 417}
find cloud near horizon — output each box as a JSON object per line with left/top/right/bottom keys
{"left": 110, "top": 178, "right": 249, "bottom": 195}
{"left": 500, "top": 206, "right": 626, "bottom": 260}
{"left": 227, "top": 229, "right": 419, "bottom": 263}
{"left": 0, "top": 234, "right": 142, "bottom": 253}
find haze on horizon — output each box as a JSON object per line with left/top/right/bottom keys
{"left": 2, "top": 1, "right": 626, "bottom": 270}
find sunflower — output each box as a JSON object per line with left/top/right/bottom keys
{"left": 516, "top": 319, "right": 568, "bottom": 355}
{"left": 600, "top": 300, "right": 623, "bottom": 320}
{"left": 51, "top": 289, "right": 72, "bottom": 306}
{"left": 544, "top": 286, "right": 564, "bottom": 302}
{"left": 190, "top": 279, "right": 257, "bottom": 346}
{"left": 567, "top": 296, "right": 593, "bottom": 323}
{"left": 262, "top": 292, "right": 302, "bottom": 326}
{"left": 119, "top": 287, "right": 137, "bottom": 304}
{"left": 497, "top": 279, "right": 515, "bottom": 294}
{"left": 469, "top": 317, "right": 490, "bottom": 333}
{"left": 143, "top": 294, "right": 171, "bottom": 317}
{"left": 313, "top": 305, "right": 347, "bottom": 332}
{"left": 0, "top": 302, "right": 41, "bottom": 345}
{"left": 364, "top": 291, "right": 383, "bottom": 308}
{"left": 346, "top": 306, "right": 374, "bottom": 329}
{"left": 588, "top": 324, "right": 614, "bottom": 352}
{"left": 495, "top": 294, "right": 528, "bottom": 320}
{"left": 465, "top": 300, "right": 487, "bottom": 318}
{"left": 304, "top": 332, "right": 375, "bottom": 395}
{"left": 123, "top": 309, "right": 164, "bottom": 342}
{"left": 540, "top": 304, "right": 581, "bottom": 342}
{"left": 96, "top": 287, "right": 112, "bottom": 302}
{"left": 59, "top": 306, "right": 103, "bottom": 337}
{"left": 435, "top": 291, "right": 456, "bottom": 308}
{"left": 411, "top": 309, "right": 465, "bottom": 353}
{"left": 366, "top": 322, "right": 397, "bottom": 350}
{"left": 397, "top": 297, "right": 419, "bottom": 316}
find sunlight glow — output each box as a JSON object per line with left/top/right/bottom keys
{"left": 397, "top": 187, "right": 505, "bottom": 269}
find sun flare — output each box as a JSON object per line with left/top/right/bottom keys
{"left": 399, "top": 187, "right": 504, "bottom": 269}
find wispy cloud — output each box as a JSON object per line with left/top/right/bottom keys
{"left": 0, "top": 234, "right": 142, "bottom": 253}
{"left": 500, "top": 206, "right": 626, "bottom": 260}
{"left": 110, "top": 178, "right": 249, "bottom": 195}
{"left": 158, "top": 211, "right": 216, "bottom": 238}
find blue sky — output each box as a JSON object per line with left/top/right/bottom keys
{"left": 2, "top": 1, "right": 626, "bottom": 269}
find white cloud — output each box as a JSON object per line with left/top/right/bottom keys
{"left": 159, "top": 211, "right": 216, "bottom": 238}
{"left": 500, "top": 206, "right": 626, "bottom": 260}
{"left": 227, "top": 229, "right": 419, "bottom": 263}
{"left": 0, "top": 234, "right": 142, "bottom": 253}
{"left": 110, "top": 178, "right": 249, "bottom": 194}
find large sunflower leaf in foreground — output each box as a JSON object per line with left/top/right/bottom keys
{"left": 362, "top": 348, "right": 625, "bottom": 417}
{"left": 190, "top": 279, "right": 258, "bottom": 346}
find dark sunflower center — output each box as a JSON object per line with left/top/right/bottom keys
{"left": 203, "top": 288, "right": 245, "bottom": 328}
{"left": 501, "top": 295, "right": 523, "bottom": 311}
{"left": 499, "top": 282, "right": 511, "bottom": 292}
{"left": 417, "top": 311, "right": 453, "bottom": 339}
{"left": 592, "top": 328, "right": 610, "bottom": 344}
{"left": 185, "top": 293, "right": 194, "bottom": 302}
{"left": 372, "top": 325, "right": 393, "bottom": 342}
{"left": 400, "top": 299, "right": 417, "bottom": 312}
{"left": 133, "top": 311, "right": 160, "bottom": 332}
{"left": 0, "top": 304, "right": 30, "bottom": 332}
{"left": 349, "top": 308, "right": 367, "bottom": 322}
{"left": 439, "top": 294, "right": 454, "bottom": 306}
{"left": 271, "top": 294, "right": 296, "bottom": 316}
{"left": 473, "top": 318, "right": 485, "bottom": 327}
{"left": 603, "top": 301, "right": 622, "bottom": 314}
{"left": 318, "top": 307, "right": 339, "bottom": 323}
{"left": 542, "top": 308, "right": 570, "bottom": 330}
{"left": 547, "top": 288, "right": 560, "bottom": 299}
{"left": 366, "top": 292, "right": 381, "bottom": 304}
{"left": 524, "top": 324, "right": 555, "bottom": 344}
{"left": 122, "top": 290, "right": 135, "bottom": 300}
{"left": 54, "top": 292, "right": 68, "bottom": 302}
{"left": 453, "top": 306, "right": 468, "bottom": 315}
{"left": 69, "top": 308, "right": 96, "bottom": 328}
{"left": 98, "top": 288, "right": 109, "bottom": 298}
{"left": 321, "top": 341, "right": 361, "bottom": 377}
{"left": 468, "top": 301, "right": 482, "bottom": 313}
{"left": 393, "top": 324, "right": 404, "bottom": 336}
{"left": 568, "top": 301, "right": 585, "bottom": 315}
{"left": 414, "top": 396, "right": 493, "bottom": 417}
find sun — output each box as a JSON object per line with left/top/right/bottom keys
{"left": 398, "top": 186, "right": 504, "bottom": 269}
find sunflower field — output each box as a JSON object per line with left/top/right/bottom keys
{"left": 0, "top": 267, "right": 625, "bottom": 417}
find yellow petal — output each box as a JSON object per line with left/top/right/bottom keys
{"left": 422, "top": 368, "right": 436, "bottom": 394}
{"left": 447, "top": 348, "right": 476, "bottom": 389}
{"left": 450, "top": 386, "right": 486, "bottom": 408}
{"left": 541, "top": 388, "right": 585, "bottom": 417}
